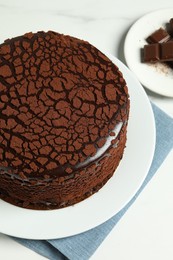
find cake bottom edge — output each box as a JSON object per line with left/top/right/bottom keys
{"left": 0, "top": 171, "right": 115, "bottom": 210}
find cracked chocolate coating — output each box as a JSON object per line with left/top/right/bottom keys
{"left": 0, "top": 31, "right": 128, "bottom": 180}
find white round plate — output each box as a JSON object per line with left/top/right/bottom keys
{"left": 124, "top": 9, "right": 173, "bottom": 97}
{"left": 0, "top": 55, "right": 156, "bottom": 240}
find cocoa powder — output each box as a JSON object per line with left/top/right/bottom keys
{"left": 0, "top": 31, "right": 128, "bottom": 178}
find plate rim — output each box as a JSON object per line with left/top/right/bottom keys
{"left": 0, "top": 55, "right": 156, "bottom": 239}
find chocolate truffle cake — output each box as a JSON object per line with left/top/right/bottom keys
{"left": 0, "top": 31, "right": 129, "bottom": 210}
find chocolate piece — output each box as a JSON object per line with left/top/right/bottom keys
{"left": 170, "top": 18, "right": 173, "bottom": 31}
{"left": 146, "top": 28, "right": 170, "bottom": 44}
{"left": 160, "top": 41, "right": 173, "bottom": 61}
{"left": 0, "top": 31, "right": 130, "bottom": 210}
{"left": 143, "top": 44, "right": 160, "bottom": 62}
{"left": 167, "top": 61, "right": 173, "bottom": 68}
{"left": 143, "top": 19, "right": 173, "bottom": 69}
{"left": 167, "top": 18, "right": 173, "bottom": 37}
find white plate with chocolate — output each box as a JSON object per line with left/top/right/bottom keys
{"left": 0, "top": 53, "right": 155, "bottom": 239}
{"left": 124, "top": 8, "right": 173, "bottom": 97}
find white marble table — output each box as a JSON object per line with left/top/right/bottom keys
{"left": 0, "top": 0, "right": 173, "bottom": 259}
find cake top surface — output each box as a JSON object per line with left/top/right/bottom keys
{"left": 0, "top": 31, "right": 129, "bottom": 179}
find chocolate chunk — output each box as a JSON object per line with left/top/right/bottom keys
{"left": 143, "top": 44, "right": 160, "bottom": 62}
{"left": 167, "top": 61, "right": 173, "bottom": 68}
{"left": 170, "top": 18, "right": 173, "bottom": 36}
{"left": 146, "top": 28, "right": 170, "bottom": 44}
{"left": 142, "top": 18, "right": 173, "bottom": 69}
{"left": 160, "top": 41, "right": 173, "bottom": 61}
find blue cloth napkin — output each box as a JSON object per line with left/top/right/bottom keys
{"left": 13, "top": 103, "right": 173, "bottom": 260}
